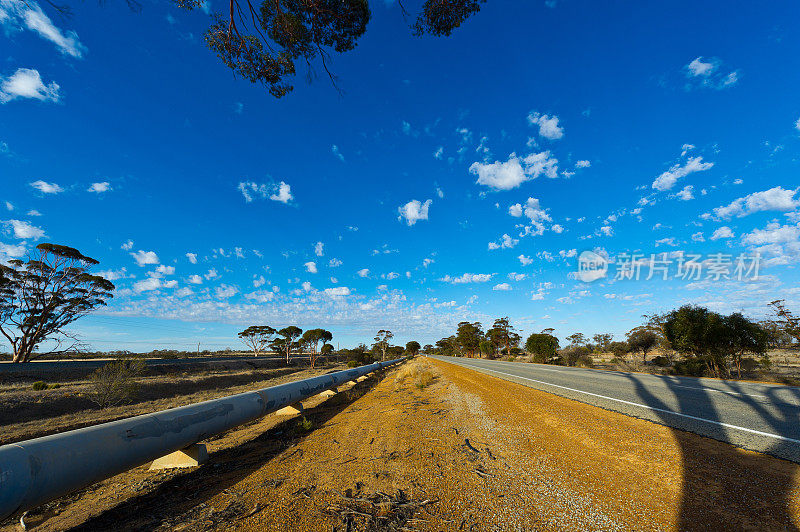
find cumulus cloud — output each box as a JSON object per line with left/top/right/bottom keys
{"left": 155, "top": 264, "right": 175, "bottom": 276}
{"left": 3, "top": 219, "right": 44, "bottom": 239}
{"left": 652, "top": 156, "right": 713, "bottom": 191}
{"left": 518, "top": 254, "right": 533, "bottom": 266}
{"left": 685, "top": 57, "right": 739, "bottom": 90}
{"left": 314, "top": 241, "right": 324, "bottom": 256}
{"left": 0, "top": 0, "right": 86, "bottom": 57}
{"left": 133, "top": 277, "right": 163, "bottom": 293}
{"left": 575, "top": 160, "right": 591, "bottom": 169}
{"left": 324, "top": 286, "right": 350, "bottom": 297}
{"left": 398, "top": 199, "right": 432, "bottom": 226}
{"left": 87, "top": 182, "right": 111, "bottom": 193}
{"left": 121, "top": 239, "right": 134, "bottom": 251}
{"left": 710, "top": 186, "right": 800, "bottom": 219}
{"left": 488, "top": 233, "right": 518, "bottom": 250}
{"left": 675, "top": 185, "right": 695, "bottom": 201}
{"left": 528, "top": 112, "right": 564, "bottom": 140}
{"left": 237, "top": 181, "right": 293, "bottom": 204}
{"left": 710, "top": 226, "right": 734, "bottom": 240}
{"left": 216, "top": 284, "right": 238, "bottom": 298}
{"left": 357, "top": 268, "right": 369, "bottom": 278}
{"left": 0, "top": 68, "right": 60, "bottom": 104}
{"left": 185, "top": 252, "right": 197, "bottom": 264}
{"left": 131, "top": 250, "right": 159, "bottom": 266}
{"left": 439, "top": 273, "right": 494, "bottom": 283}
{"left": 741, "top": 221, "right": 800, "bottom": 265}
{"left": 188, "top": 274, "right": 203, "bottom": 284}
{"left": 328, "top": 258, "right": 342, "bottom": 267}
{"left": 492, "top": 283, "right": 512, "bottom": 291}
{"left": 29, "top": 180, "right": 62, "bottom": 194}
{"left": 304, "top": 261, "right": 318, "bottom": 274}
{"left": 471, "top": 151, "right": 558, "bottom": 190}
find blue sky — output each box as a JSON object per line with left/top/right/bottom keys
{"left": 1, "top": 0, "right": 799, "bottom": 351}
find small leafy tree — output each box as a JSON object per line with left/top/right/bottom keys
{"left": 663, "top": 306, "right": 729, "bottom": 377}
{"left": 272, "top": 325, "right": 303, "bottom": 364}
{"left": 608, "top": 341, "right": 629, "bottom": 359}
{"left": 626, "top": 327, "right": 658, "bottom": 363}
{"left": 373, "top": 329, "right": 393, "bottom": 361}
{"left": 0, "top": 243, "right": 114, "bottom": 363}
{"left": 566, "top": 332, "right": 587, "bottom": 347}
{"left": 90, "top": 358, "right": 146, "bottom": 408}
{"left": 769, "top": 300, "right": 800, "bottom": 344}
{"left": 302, "top": 328, "right": 333, "bottom": 368}
{"left": 237, "top": 325, "right": 276, "bottom": 356}
{"left": 456, "top": 321, "right": 483, "bottom": 358}
{"left": 525, "top": 333, "right": 559, "bottom": 363}
{"left": 487, "top": 317, "right": 520, "bottom": 355}
{"left": 405, "top": 340, "right": 421, "bottom": 356}
{"left": 724, "top": 313, "right": 770, "bottom": 378}
{"left": 592, "top": 333, "right": 613, "bottom": 351}
{"left": 479, "top": 339, "right": 495, "bottom": 359}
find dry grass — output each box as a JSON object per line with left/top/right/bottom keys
{"left": 395, "top": 359, "right": 437, "bottom": 389}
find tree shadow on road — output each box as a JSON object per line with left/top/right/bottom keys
{"left": 624, "top": 373, "right": 800, "bottom": 530}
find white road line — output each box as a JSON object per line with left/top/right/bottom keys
{"left": 441, "top": 359, "right": 800, "bottom": 445}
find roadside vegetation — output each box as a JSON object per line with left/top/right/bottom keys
{"left": 431, "top": 303, "right": 800, "bottom": 382}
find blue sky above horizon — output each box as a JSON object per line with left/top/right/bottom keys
{"left": 1, "top": 0, "right": 800, "bottom": 352}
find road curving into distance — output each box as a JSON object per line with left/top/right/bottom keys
{"left": 432, "top": 355, "right": 800, "bottom": 463}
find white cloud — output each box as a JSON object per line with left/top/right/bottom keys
{"left": 155, "top": 264, "right": 175, "bottom": 276}
{"left": 0, "top": 68, "right": 60, "bottom": 104}
{"left": 204, "top": 268, "right": 219, "bottom": 280}
{"left": 121, "top": 239, "right": 134, "bottom": 251}
{"left": 26, "top": 209, "right": 41, "bottom": 216}
{"left": 3, "top": 219, "right": 44, "bottom": 239}
{"left": 508, "top": 272, "right": 526, "bottom": 281}
{"left": 493, "top": 283, "right": 512, "bottom": 291}
{"left": 518, "top": 254, "right": 533, "bottom": 266}
{"left": 687, "top": 57, "right": 716, "bottom": 77}
{"left": 398, "top": 199, "right": 432, "bottom": 226}
{"left": 795, "top": 117, "right": 800, "bottom": 132}
{"left": 237, "top": 181, "right": 293, "bottom": 204}
{"left": 0, "top": 241, "right": 26, "bottom": 259}
{"left": 711, "top": 186, "right": 800, "bottom": 219}
{"left": 253, "top": 275, "right": 266, "bottom": 287}
{"left": 216, "top": 284, "right": 238, "bottom": 298}
{"left": 575, "top": 160, "right": 591, "bottom": 169}
{"left": 133, "top": 277, "right": 162, "bottom": 293}
{"left": 185, "top": 252, "right": 197, "bottom": 264}
{"left": 87, "top": 182, "right": 111, "bottom": 193}
{"left": 188, "top": 274, "right": 203, "bottom": 284}
{"left": 357, "top": 268, "right": 369, "bottom": 278}
{"left": 691, "top": 232, "right": 705, "bottom": 242}
{"left": 488, "top": 233, "right": 518, "bottom": 250}
{"left": 551, "top": 224, "right": 564, "bottom": 233}
{"left": 440, "top": 273, "right": 494, "bottom": 284}
{"left": 245, "top": 290, "right": 274, "bottom": 303}
{"left": 331, "top": 144, "right": 345, "bottom": 162}
{"left": 304, "top": 261, "right": 318, "bottom": 274}
{"left": 29, "top": 180, "right": 62, "bottom": 194}
{"left": 710, "top": 226, "right": 734, "bottom": 240}
{"left": 528, "top": 112, "right": 564, "bottom": 140}
{"left": 471, "top": 151, "right": 558, "bottom": 190}
{"left": 324, "top": 286, "right": 350, "bottom": 297}
{"left": 0, "top": 0, "right": 85, "bottom": 57}
{"left": 675, "top": 185, "right": 694, "bottom": 201}
{"left": 685, "top": 57, "right": 739, "bottom": 90}
{"left": 131, "top": 250, "right": 159, "bottom": 266}
{"left": 652, "top": 156, "right": 714, "bottom": 191}
{"left": 314, "top": 241, "right": 324, "bottom": 257}
{"left": 433, "top": 146, "right": 444, "bottom": 160}
{"left": 329, "top": 258, "right": 342, "bottom": 267}
{"left": 5, "top": 201, "right": 12, "bottom": 211}
{"left": 741, "top": 221, "right": 799, "bottom": 246}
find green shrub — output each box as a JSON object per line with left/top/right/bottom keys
{"left": 297, "top": 416, "right": 314, "bottom": 432}
{"left": 49, "top": 383, "right": 61, "bottom": 389}
{"left": 347, "top": 360, "right": 359, "bottom": 368}
{"left": 32, "top": 381, "right": 47, "bottom": 391}
{"left": 90, "top": 358, "right": 146, "bottom": 408}
{"left": 673, "top": 358, "right": 706, "bottom": 377}
{"left": 651, "top": 355, "right": 671, "bottom": 367}
{"left": 576, "top": 354, "right": 594, "bottom": 368}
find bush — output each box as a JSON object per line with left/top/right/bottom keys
{"left": 32, "top": 381, "right": 48, "bottom": 391}
{"left": 740, "top": 358, "right": 761, "bottom": 373}
{"left": 651, "top": 355, "right": 671, "bottom": 367}
{"left": 576, "top": 354, "right": 594, "bottom": 368}
{"left": 90, "top": 358, "right": 146, "bottom": 408}
{"left": 347, "top": 360, "right": 360, "bottom": 368}
{"left": 395, "top": 361, "right": 436, "bottom": 389}
{"left": 561, "top": 346, "right": 590, "bottom": 366}
{"left": 673, "top": 358, "right": 706, "bottom": 377}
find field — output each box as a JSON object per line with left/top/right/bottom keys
{"left": 3, "top": 358, "right": 799, "bottom": 531}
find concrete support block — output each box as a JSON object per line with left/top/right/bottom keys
{"left": 317, "top": 388, "right": 337, "bottom": 398}
{"left": 356, "top": 375, "right": 368, "bottom": 382}
{"left": 275, "top": 402, "right": 304, "bottom": 415}
{"left": 149, "top": 443, "right": 207, "bottom": 470}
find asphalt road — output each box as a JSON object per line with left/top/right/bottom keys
{"left": 432, "top": 355, "right": 800, "bottom": 463}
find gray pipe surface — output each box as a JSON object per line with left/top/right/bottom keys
{"left": 0, "top": 358, "right": 403, "bottom": 520}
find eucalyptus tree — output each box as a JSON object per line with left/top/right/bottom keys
{"left": 456, "top": 321, "right": 483, "bottom": 358}
{"left": 487, "top": 317, "right": 520, "bottom": 355}
{"left": 237, "top": 325, "right": 276, "bottom": 356}
{"left": 525, "top": 333, "right": 559, "bottom": 363}
{"left": 271, "top": 325, "right": 303, "bottom": 364}
{"left": 0, "top": 244, "right": 114, "bottom": 363}
{"left": 405, "top": 340, "right": 421, "bottom": 356}
{"left": 373, "top": 329, "right": 393, "bottom": 361}
{"left": 302, "top": 327, "right": 333, "bottom": 368}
